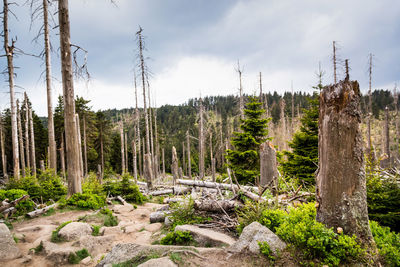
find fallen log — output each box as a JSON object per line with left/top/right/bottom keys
{"left": 149, "top": 186, "right": 190, "bottom": 196}
{"left": 150, "top": 210, "right": 171, "bottom": 223}
{"left": 194, "top": 199, "right": 239, "bottom": 212}
{"left": 2, "top": 207, "right": 16, "bottom": 218}
{"left": 0, "top": 195, "right": 29, "bottom": 213}
{"left": 26, "top": 203, "right": 58, "bottom": 218}
{"left": 177, "top": 179, "right": 259, "bottom": 194}
{"left": 116, "top": 196, "right": 127, "bottom": 205}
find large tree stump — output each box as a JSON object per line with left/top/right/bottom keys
{"left": 316, "top": 80, "right": 373, "bottom": 244}
{"left": 171, "top": 146, "right": 179, "bottom": 185}
{"left": 259, "top": 141, "right": 278, "bottom": 189}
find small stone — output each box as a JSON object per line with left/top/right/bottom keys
{"left": 175, "top": 224, "right": 236, "bottom": 247}
{"left": 145, "top": 223, "right": 162, "bottom": 232}
{"left": 137, "top": 256, "right": 177, "bottom": 267}
{"left": 81, "top": 256, "right": 91, "bottom": 265}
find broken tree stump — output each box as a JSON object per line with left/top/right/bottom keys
{"left": 171, "top": 146, "right": 179, "bottom": 185}
{"left": 259, "top": 141, "right": 278, "bottom": 189}
{"left": 316, "top": 79, "right": 373, "bottom": 245}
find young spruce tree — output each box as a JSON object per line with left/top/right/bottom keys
{"left": 280, "top": 92, "right": 319, "bottom": 186}
{"left": 226, "top": 96, "right": 270, "bottom": 184}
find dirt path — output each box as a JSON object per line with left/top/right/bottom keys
{"left": 3, "top": 202, "right": 164, "bottom": 267}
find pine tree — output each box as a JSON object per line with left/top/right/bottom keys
{"left": 280, "top": 93, "right": 318, "bottom": 185}
{"left": 226, "top": 96, "right": 270, "bottom": 184}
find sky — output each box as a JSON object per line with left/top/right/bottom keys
{"left": 1, "top": 0, "right": 399, "bottom": 116}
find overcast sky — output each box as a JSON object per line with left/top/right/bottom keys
{"left": 1, "top": 0, "right": 399, "bottom": 116}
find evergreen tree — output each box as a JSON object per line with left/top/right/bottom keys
{"left": 280, "top": 93, "right": 319, "bottom": 185}
{"left": 226, "top": 96, "right": 270, "bottom": 184}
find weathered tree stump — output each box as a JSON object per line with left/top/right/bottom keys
{"left": 259, "top": 141, "right": 278, "bottom": 189}
{"left": 316, "top": 79, "right": 373, "bottom": 245}
{"left": 171, "top": 146, "right": 179, "bottom": 185}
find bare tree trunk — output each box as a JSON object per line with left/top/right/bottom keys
{"left": 144, "top": 154, "right": 153, "bottom": 187}
{"left": 154, "top": 108, "right": 159, "bottom": 177}
{"left": 120, "top": 123, "right": 125, "bottom": 174}
{"left": 367, "top": 53, "right": 373, "bottom": 157}
{"left": 381, "top": 106, "right": 391, "bottom": 168}
{"left": 43, "top": 0, "right": 57, "bottom": 173}
{"left": 236, "top": 61, "right": 244, "bottom": 120}
{"left": 40, "top": 160, "right": 45, "bottom": 172}
{"left": 332, "top": 41, "right": 337, "bottom": 84}
{"left": 60, "top": 133, "right": 66, "bottom": 179}
{"left": 260, "top": 141, "right": 278, "bottom": 190}
{"left": 97, "top": 164, "right": 102, "bottom": 184}
{"left": 137, "top": 27, "right": 151, "bottom": 188}
{"left": 182, "top": 142, "right": 185, "bottom": 176}
{"left": 3, "top": 0, "right": 19, "bottom": 179}
{"left": 199, "top": 98, "right": 205, "bottom": 180}
{"left": 316, "top": 79, "right": 373, "bottom": 245}
{"left": 210, "top": 133, "right": 215, "bottom": 182}
{"left": 100, "top": 125, "right": 104, "bottom": 176}
{"left": 0, "top": 114, "right": 7, "bottom": 179}
{"left": 132, "top": 140, "right": 137, "bottom": 181}
{"left": 17, "top": 101, "right": 26, "bottom": 177}
{"left": 58, "top": 0, "right": 82, "bottom": 195}
{"left": 171, "top": 146, "right": 178, "bottom": 186}
{"left": 147, "top": 79, "right": 155, "bottom": 177}
{"left": 83, "top": 116, "right": 87, "bottom": 176}
{"left": 162, "top": 147, "right": 165, "bottom": 178}
{"left": 186, "top": 130, "right": 191, "bottom": 179}
{"left": 29, "top": 108, "right": 36, "bottom": 176}
{"left": 75, "top": 114, "right": 84, "bottom": 176}
{"left": 24, "top": 93, "right": 30, "bottom": 170}
{"left": 124, "top": 131, "right": 128, "bottom": 173}
{"left": 138, "top": 132, "right": 142, "bottom": 177}
{"left": 394, "top": 84, "right": 399, "bottom": 160}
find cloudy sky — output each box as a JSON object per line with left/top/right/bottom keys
{"left": 1, "top": 0, "right": 399, "bottom": 116}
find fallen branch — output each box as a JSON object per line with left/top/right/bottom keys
{"left": 116, "top": 196, "right": 127, "bottom": 205}
{"left": 149, "top": 186, "right": 190, "bottom": 196}
{"left": 177, "top": 179, "right": 258, "bottom": 194}
{"left": 26, "top": 203, "right": 58, "bottom": 218}
{"left": 0, "top": 195, "right": 29, "bottom": 213}
{"left": 194, "top": 199, "right": 238, "bottom": 213}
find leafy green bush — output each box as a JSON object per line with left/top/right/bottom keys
{"left": 67, "top": 193, "right": 106, "bottom": 210}
{"left": 0, "top": 189, "right": 35, "bottom": 216}
{"left": 51, "top": 221, "right": 72, "bottom": 243}
{"left": 101, "top": 208, "right": 118, "bottom": 226}
{"left": 103, "top": 174, "right": 145, "bottom": 204}
{"left": 68, "top": 248, "right": 90, "bottom": 264}
{"left": 169, "top": 197, "right": 209, "bottom": 229}
{"left": 160, "top": 231, "right": 194, "bottom": 245}
{"left": 82, "top": 172, "right": 104, "bottom": 195}
{"left": 370, "top": 220, "right": 400, "bottom": 267}
{"left": 237, "top": 200, "right": 271, "bottom": 233}
{"left": 258, "top": 241, "right": 276, "bottom": 261}
{"left": 92, "top": 225, "right": 101, "bottom": 236}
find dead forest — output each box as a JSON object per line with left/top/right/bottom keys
{"left": 0, "top": 1, "right": 399, "bottom": 267}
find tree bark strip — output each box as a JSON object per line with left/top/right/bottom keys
{"left": 29, "top": 108, "right": 36, "bottom": 176}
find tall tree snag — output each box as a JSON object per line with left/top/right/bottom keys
{"left": 58, "top": 0, "right": 82, "bottom": 194}
{"left": 0, "top": 114, "right": 7, "bottom": 179}
{"left": 3, "top": 0, "right": 19, "bottom": 179}
{"left": 24, "top": 93, "right": 30, "bottom": 170}
{"left": 17, "top": 100, "right": 26, "bottom": 177}
{"left": 199, "top": 98, "right": 205, "bottom": 179}
{"left": 29, "top": 108, "right": 37, "bottom": 176}
{"left": 316, "top": 79, "right": 373, "bottom": 245}
{"left": 171, "top": 146, "right": 178, "bottom": 186}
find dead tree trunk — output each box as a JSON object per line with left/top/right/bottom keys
{"left": 147, "top": 79, "right": 155, "bottom": 177}
{"left": 40, "top": 160, "right": 45, "bottom": 172}
{"left": 199, "top": 98, "right": 205, "bottom": 180}
{"left": 236, "top": 61, "right": 244, "bottom": 120}
{"left": 162, "top": 147, "right": 165, "bottom": 177}
{"left": 259, "top": 72, "right": 263, "bottom": 105}
{"left": 381, "top": 106, "right": 391, "bottom": 168}
{"left": 366, "top": 53, "right": 373, "bottom": 158}
{"left": 138, "top": 130, "right": 142, "bottom": 177}
{"left": 316, "top": 79, "right": 373, "bottom": 245}
{"left": 83, "top": 116, "right": 87, "bottom": 176}
{"left": 17, "top": 100, "right": 26, "bottom": 177}
{"left": 99, "top": 125, "right": 104, "bottom": 176}
{"left": 132, "top": 140, "right": 137, "bottom": 181}
{"left": 186, "top": 130, "right": 191, "bottom": 179}
{"left": 0, "top": 114, "right": 7, "bottom": 179}
{"left": 210, "top": 133, "right": 216, "bottom": 182}
{"left": 332, "top": 41, "right": 337, "bottom": 84}
{"left": 29, "top": 108, "right": 36, "bottom": 176}
{"left": 3, "top": 0, "right": 19, "bottom": 179}
{"left": 124, "top": 131, "right": 128, "bottom": 173}
{"left": 144, "top": 154, "right": 153, "bottom": 188}
{"left": 120, "top": 123, "right": 125, "bottom": 174}
{"left": 60, "top": 133, "right": 66, "bottom": 179}
{"left": 182, "top": 142, "right": 185, "bottom": 176}
{"left": 171, "top": 146, "right": 178, "bottom": 186}
{"left": 24, "top": 93, "right": 30, "bottom": 170}
{"left": 394, "top": 84, "right": 399, "bottom": 160}
{"left": 43, "top": 0, "right": 57, "bottom": 173}
{"left": 260, "top": 141, "right": 278, "bottom": 190}
{"left": 58, "top": 0, "right": 82, "bottom": 194}
{"left": 75, "top": 114, "right": 83, "bottom": 176}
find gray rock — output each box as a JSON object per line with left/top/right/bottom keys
{"left": 58, "top": 222, "right": 92, "bottom": 241}
{"left": 156, "top": 205, "right": 169, "bottom": 212}
{"left": 73, "top": 235, "right": 116, "bottom": 256}
{"left": 138, "top": 257, "right": 177, "bottom": 267}
{"left": 174, "top": 224, "right": 236, "bottom": 247}
{"left": 228, "top": 221, "right": 286, "bottom": 255}
{"left": 0, "top": 223, "right": 21, "bottom": 260}
{"left": 42, "top": 241, "right": 75, "bottom": 264}
{"left": 81, "top": 256, "right": 92, "bottom": 265}
{"left": 150, "top": 211, "right": 170, "bottom": 223}
{"left": 164, "top": 216, "right": 173, "bottom": 227}
{"left": 113, "top": 204, "right": 134, "bottom": 214}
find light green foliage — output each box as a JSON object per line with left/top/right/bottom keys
{"left": 82, "top": 172, "right": 104, "bottom": 195}
{"left": 370, "top": 220, "right": 400, "bottom": 267}
{"left": 33, "top": 242, "right": 43, "bottom": 254}
{"left": 0, "top": 189, "right": 35, "bottom": 216}
{"left": 92, "top": 225, "right": 101, "bottom": 236}
{"left": 111, "top": 252, "right": 161, "bottom": 267}
{"left": 169, "top": 197, "right": 209, "bottom": 229}
{"left": 237, "top": 200, "right": 271, "bottom": 233}
{"left": 68, "top": 248, "right": 90, "bottom": 264}
{"left": 101, "top": 208, "right": 118, "bottom": 226}
{"left": 160, "top": 230, "right": 194, "bottom": 245}
{"left": 258, "top": 241, "right": 276, "bottom": 261}
{"left": 169, "top": 252, "right": 183, "bottom": 264}
{"left": 66, "top": 193, "right": 106, "bottom": 210}
{"left": 103, "top": 174, "right": 145, "bottom": 204}
{"left": 51, "top": 221, "right": 72, "bottom": 243}
{"left": 226, "top": 96, "right": 270, "bottom": 184}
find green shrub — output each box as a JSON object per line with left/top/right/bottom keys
{"left": 82, "top": 173, "right": 104, "bottom": 195}
{"left": 67, "top": 193, "right": 106, "bottom": 210}
{"left": 370, "top": 220, "right": 400, "bottom": 267}
{"left": 103, "top": 174, "right": 145, "bottom": 204}
{"left": 259, "top": 208, "right": 287, "bottom": 232}
{"left": 68, "top": 248, "right": 90, "bottom": 264}
{"left": 33, "top": 242, "right": 44, "bottom": 254}
{"left": 236, "top": 200, "right": 271, "bottom": 233}
{"left": 169, "top": 197, "right": 209, "bottom": 229}
{"left": 160, "top": 231, "right": 194, "bottom": 246}
{"left": 92, "top": 225, "right": 101, "bottom": 236}
{"left": 51, "top": 221, "right": 72, "bottom": 243}
{"left": 258, "top": 241, "right": 276, "bottom": 261}
{"left": 0, "top": 189, "right": 35, "bottom": 216}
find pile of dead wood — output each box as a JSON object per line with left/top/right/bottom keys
{"left": 0, "top": 195, "right": 29, "bottom": 218}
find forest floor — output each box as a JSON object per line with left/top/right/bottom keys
{"left": 2, "top": 202, "right": 273, "bottom": 267}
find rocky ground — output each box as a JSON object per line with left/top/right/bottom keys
{"left": 0, "top": 201, "right": 279, "bottom": 267}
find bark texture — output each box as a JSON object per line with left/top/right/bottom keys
{"left": 316, "top": 80, "right": 373, "bottom": 244}
{"left": 0, "top": 114, "right": 7, "bottom": 178}
{"left": 259, "top": 141, "right": 278, "bottom": 189}
{"left": 17, "top": 101, "right": 25, "bottom": 177}
{"left": 171, "top": 146, "right": 179, "bottom": 185}
{"left": 29, "top": 108, "right": 36, "bottom": 176}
